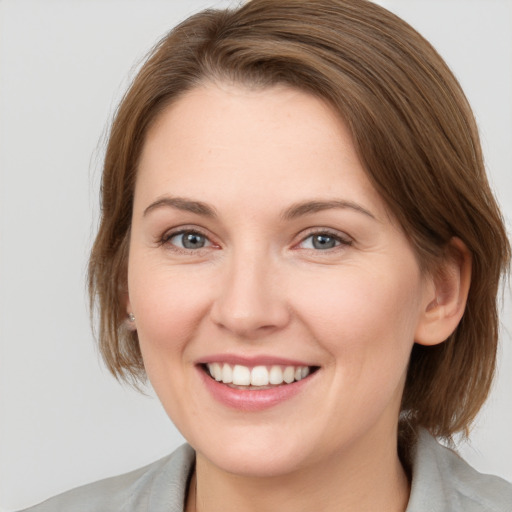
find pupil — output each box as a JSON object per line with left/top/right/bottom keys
{"left": 183, "top": 233, "right": 205, "bottom": 249}
{"left": 313, "top": 234, "right": 336, "bottom": 249}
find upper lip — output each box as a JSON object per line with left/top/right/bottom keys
{"left": 197, "top": 354, "right": 317, "bottom": 367}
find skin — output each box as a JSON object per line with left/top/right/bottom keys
{"left": 126, "top": 82, "right": 469, "bottom": 512}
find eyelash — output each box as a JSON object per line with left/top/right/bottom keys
{"left": 160, "top": 228, "right": 213, "bottom": 253}
{"left": 159, "top": 227, "right": 352, "bottom": 254}
{"left": 296, "top": 229, "right": 353, "bottom": 251}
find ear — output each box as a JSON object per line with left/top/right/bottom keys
{"left": 124, "top": 294, "right": 137, "bottom": 331}
{"left": 415, "top": 237, "right": 472, "bottom": 346}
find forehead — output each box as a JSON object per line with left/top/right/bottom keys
{"left": 143, "top": 82, "right": 351, "bottom": 159}
{"left": 135, "top": 82, "right": 386, "bottom": 218}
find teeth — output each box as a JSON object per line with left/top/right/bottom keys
{"left": 221, "top": 363, "right": 233, "bottom": 383}
{"left": 283, "top": 366, "right": 295, "bottom": 383}
{"left": 206, "top": 363, "right": 312, "bottom": 387}
{"left": 251, "top": 366, "right": 269, "bottom": 386}
{"left": 212, "top": 362, "right": 222, "bottom": 381}
{"left": 269, "top": 365, "right": 284, "bottom": 385}
{"left": 232, "top": 365, "right": 251, "bottom": 385}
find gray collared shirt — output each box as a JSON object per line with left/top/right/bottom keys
{"left": 20, "top": 430, "right": 512, "bottom": 511}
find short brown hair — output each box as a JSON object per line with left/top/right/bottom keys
{"left": 88, "top": 0, "right": 510, "bottom": 439}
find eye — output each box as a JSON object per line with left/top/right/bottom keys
{"left": 166, "top": 230, "right": 212, "bottom": 250}
{"left": 298, "top": 231, "right": 351, "bottom": 250}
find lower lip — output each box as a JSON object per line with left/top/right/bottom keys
{"left": 198, "top": 367, "right": 314, "bottom": 412}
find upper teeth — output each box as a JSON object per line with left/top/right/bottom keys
{"left": 206, "top": 363, "right": 311, "bottom": 386}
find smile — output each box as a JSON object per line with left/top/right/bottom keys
{"left": 205, "top": 363, "right": 313, "bottom": 388}
{"left": 198, "top": 358, "right": 320, "bottom": 411}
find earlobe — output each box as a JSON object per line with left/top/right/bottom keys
{"left": 415, "top": 238, "right": 472, "bottom": 346}
{"left": 125, "top": 296, "right": 137, "bottom": 331}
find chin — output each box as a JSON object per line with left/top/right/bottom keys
{"left": 201, "top": 443, "right": 310, "bottom": 478}
{"left": 189, "top": 425, "right": 316, "bottom": 478}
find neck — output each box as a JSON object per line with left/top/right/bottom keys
{"left": 187, "top": 427, "right": 410, "bottom": 512}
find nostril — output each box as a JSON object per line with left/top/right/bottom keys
{"left": 210, "top": 303, "right": 291, "bottom": 339}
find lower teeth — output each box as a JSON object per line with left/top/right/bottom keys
{"left": 226, "top": 383, "right": 286, "bottom": 390}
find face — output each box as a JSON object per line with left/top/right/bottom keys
{"left": 127, "top": 83, "right": 434, "bottom": 477}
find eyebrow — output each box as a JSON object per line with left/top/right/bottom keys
{"left": 143, "top": 196, "right": 217, "bottom": 218}
{"left": 143, "top": 196, "right": 376, "bottom": 221}
{"left": 281, "top": 200, "right": 376, "bottom": 221}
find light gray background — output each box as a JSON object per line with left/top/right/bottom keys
{"left": 0, "top": 1, "right": 511, "bottom": 510}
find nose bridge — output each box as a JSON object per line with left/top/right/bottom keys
{"left": 210, "top": 243, "right": 289, "bottom": 337}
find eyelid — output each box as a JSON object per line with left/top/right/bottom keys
{"left": 169, "top": 230, "right": 212, "bottom": 248}
{"left": 294, "top": 228, "right": 353, "bottom": 250}
{"left": 162, "top": 228, "right": 208, "bottom": 242}
{"left": 156, "top": 225, "right": 352, "bottom": 253}
{"left": 159, "top": 225, "right": 218, "bottom": 251}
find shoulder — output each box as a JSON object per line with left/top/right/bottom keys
{"left": 407, "top": 429, "right": 512, "bottom": 512}
{"left": 19, "top": 444, "right": 195, "bottom": 512}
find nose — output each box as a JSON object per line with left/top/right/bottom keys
{"left": 209, "top": 250, "right": 290, "bottom": 339}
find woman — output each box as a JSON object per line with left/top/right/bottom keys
{"left": 21, "top": 0, "right": 511, "bottom": 510}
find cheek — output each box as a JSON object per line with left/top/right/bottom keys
{"left": 294, "top": 260, "right": 423, "bottom": 366}
{"left": 128, "top": 261, "right": 215, "bottom": 356}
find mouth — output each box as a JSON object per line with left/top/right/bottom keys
{"left": 201, "top": 362, "right": 319, "bottom": 390}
